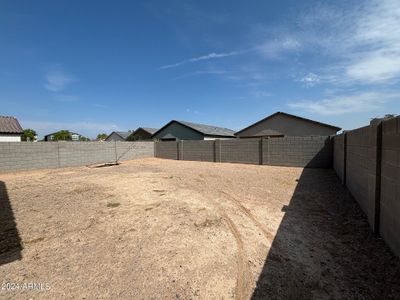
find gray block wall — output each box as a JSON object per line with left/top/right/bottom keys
{"left": 345, "top": 125, "right": 379, "bottom": 229}
{"left": 155, "top": 141, "right": 179, "bottom": 160}
{"left": 116, "top": 142, "right": 155, "bottom": 161}
{"left": 332, "top": 117, "right": 400, "bottom": 258}
{"left": 380, "top": 117, "right": 400, "bottom": 257}
{"left": 333, "top": 133, "right": 345, "bottom": 182}
{"left": 218, "top": 139, "right": 260, "bottom": 164}
{"left": 0, "top": 141, "right": 154, "bottom": 172}
{"left": 264, "top": 136, "right": 332, "bottom": 168}
{"left": 181, "top": 140, "right": 215, "bottom": 162}
{"left": 0, "top": 142, "right": 60, "bottom": 172}
{"left": 155, "top": 137, "right": 333, "bottom": 168}
{"left": 58, "top": 142, "right": 116, "bottom": 168}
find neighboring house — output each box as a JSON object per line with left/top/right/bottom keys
{"left": 152, "top": 120, "right": 236, "bottom": 141}
{"left": 127, "top": 127, "right": 158, "bottom": 141}
{"left": 0, "top": 116, "right": 23, "bottom": 142}
{"left": 235, "top": 112, "right": 341, "bottom": 138}
{"left": 44, "top": 131, "right": 84, "bottom": 141}
{"left": 105, "top": 131, "right": 131, "bottom": 141}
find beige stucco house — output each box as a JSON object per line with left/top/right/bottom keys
{"left": 235, "top": 112, "right": 341, "bottom": 138}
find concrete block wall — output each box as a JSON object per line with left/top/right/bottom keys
{"left": 58, "top": 142, "right": 116, "bottom": 168}
{"left": 218, "top": 139, "right": 260, "bottom": 164}
{"left": 181, "top": 140, "right": 215, "bottom": 162}
{"left": 0, "top": 141, "right": 155, "bottom": 172}
{"left": 155, "top": 137, "right": 333, "bottom": 168}
{"left": 332, "top": 116, "right": 400, "bottom": 258}
{"left": 264, "top": 136, "right": 332, "bottom": 168}
{"left": 345, "top": 125, "right": 378, "bottom": 229}
{"left": 116, "top": 142, "right": 155, "bottom": 161}
{"left": 155, "top": 141, "right": 179, "bottom": 160}
{"left": 333, "top": 133, "right": 345, "bottom": 182}
{"left": 380, "top": 117, "right": 400, "bottom": 256}
{"left": 0, "top": 142, "right": 60, "bottom": 172}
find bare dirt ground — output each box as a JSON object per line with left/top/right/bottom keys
{"left": 0, "top": 158, "right": 399, "bottom": 299}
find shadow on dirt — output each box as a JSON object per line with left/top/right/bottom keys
{"left": 87, "top": 162, "right": 120, "bottom": 168}
{"left": 0, "top": 181, "right": 22, "bottom": 266}
{"left": 251, "top": 166, "right": 400, "bottom": 299}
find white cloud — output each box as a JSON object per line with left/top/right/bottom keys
{"left": 288, "top": 92, "right": 400, "bottom": 115}
{"left": 44, "top": 68, "right": 76, "bottom": 92}
{"left": 252, "top": 0, "right": 400, "bottom": 86}
{"left": 297, "top": 0, "right": 400, "bottom": 85}
{"left": 257, "top": 36, "right": 301, "bottom": 59}
{"left": 346, "top": 52, "right": 400, "bottom": 83}
{"left": 299, "top": 73, "right": 321, "bottom": 87}
{"left": 21, "top": 120, "right": 119, "bottom": 138}
{"left": 342, "top": 0, "right": 400, "bottom": 83}
{"left": 159, "top": 51, "right": 241, "bottom": 69}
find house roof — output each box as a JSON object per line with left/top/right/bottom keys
{"left": 111, "top": 131, "right": 131, "bottom": 139}
{"left": 152, "top": 120, "right": 236, "bottom": 138}
{"left": 137, "top": 127, "right": 158, "bottom": 135}
{"left": 44, "top": 131, "right": 81, "bottom": 137}
{"left": 235, "top": 112, "right": 341, "bottom": 136}
{"left": 0, "top": 116, "right": 23, "bottom": 134}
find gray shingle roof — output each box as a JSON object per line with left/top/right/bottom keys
{"left": 141, "top": 127, "right": 158, "bottom": 135}
{"left": 177, "top": 120, "right": 236, "bottom": 137}
{"left": 115, "top": 131, "right": 131, "bottom": 139}
{"left": 0, "top": 116, "right": 23, "bottom": 134}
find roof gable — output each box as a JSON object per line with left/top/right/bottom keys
{"left": 127, "top": 127, "right": 158, "bottom": 140}
{"left": 0, "top": 116, "right": 23, "bottom": 133}
{"left": 139, "top": 127, "right": 158, "bottom": 135}
{"left": 235, "top": 112, "right": 341, "bottom": 136}
{"left": 114, "top": 131, "right": 131, "bottom": 139}
{"left": 152, "top": 120, "right": 236, "bottom": 138}
{"left": 0, "top": 116, "right": 23, "bottom": 134}
{"left": 176, "top": 120, "right": 235, "bottom": 136}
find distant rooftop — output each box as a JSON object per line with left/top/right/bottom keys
{"left": 44, "top": 131, "right": 82, "bottom": 137}
{"left": 235, "top": 111, "right": 341, "bottom": 136}
{"left": 175, "top": 120, "right": 236, "bottom": 137}
{"left": 0, "top": 116, "right": 23, "bottom": 134}
{"left": 139, "top": 127, "right": 158, "bottom": 135}
{"left": 114, "top": 131, "right": 131, "bottom": 139}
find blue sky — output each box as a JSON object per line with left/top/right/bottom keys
{"left": 1, "top": 0, "right": 400, "bottom": 138}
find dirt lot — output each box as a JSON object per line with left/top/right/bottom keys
{"left": 0, "top": 158, "right": 399, "bottom": 299}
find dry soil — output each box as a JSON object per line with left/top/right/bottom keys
{"left": 0, "top": 158, "right": 399, "bottom": 299}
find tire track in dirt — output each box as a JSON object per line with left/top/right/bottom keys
{"left": 215, "top": 207, "right": 251, "bottom": 300}
{"left": 174, "top": 178, "right": 252, "bottom": 299}
{"left": 219, "top": 191, "right": 274, "bottom": 242}
{"left": 182, "top": 175, "right": 273, "bottom": 243}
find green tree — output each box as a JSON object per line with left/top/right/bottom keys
{"left": 96, "top": 133, "right": 108, "bottom": 141}
{"left": 79, "top": 136, "right": 90, "bottom": 141}
{"left": 21, "top": 129, "right": 37, "bottom": 141}
{"left": 52, "top": 130, "right": 72, "bottom": 141}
